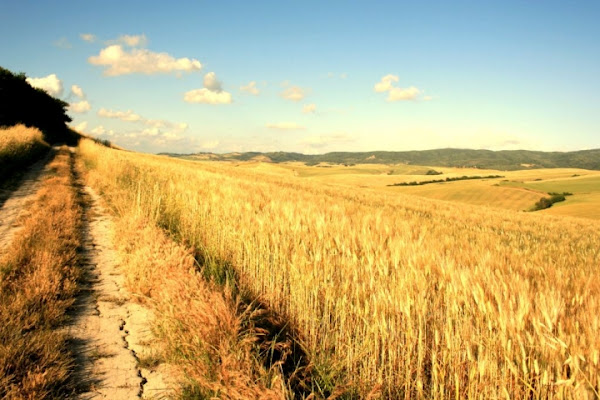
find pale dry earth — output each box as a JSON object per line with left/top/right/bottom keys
{"left": 1, "top": 149, "right": 175, "bottom": 398}
{"left": 66, "top": 180, "right": 175, "bottom": 399}
{"left": 0, "top": 148, "right": 55, "bottom": 254}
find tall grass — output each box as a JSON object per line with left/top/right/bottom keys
{"left": 112, "top": 212, "right": 287, "bottom": 399}
{"left": 79, "top": 139, "right": 600, "bottom": 398}
{"left": 0, "top": 147, "right": 81, "bottom": 398}
{"left": 0, "top": 124, "right": 49, "bottom": 180}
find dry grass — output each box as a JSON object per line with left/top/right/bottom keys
{"left": 110, "top": 212, "right": 287, "bottom": 399}
{"left": 0, "top": 147, "right": 81, "bottom": 398}
{"left": 0, "top": 124, "right": 49, "bottom": 182}
{"left": 79, "top": 139, "right": 600, "bottom": 399}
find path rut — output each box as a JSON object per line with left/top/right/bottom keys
{"left": 66, "top": 161, "right": 173, "bottom": 399}
{"left": 0, "top": 148, "right": 55, "bottom": 253}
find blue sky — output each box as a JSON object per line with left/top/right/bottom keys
{"left": 1, "top": 1, "right": 599, "bottom": 154}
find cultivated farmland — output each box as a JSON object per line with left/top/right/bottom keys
{"left": 79, "top": 139, "right": 600, "bottom": 398}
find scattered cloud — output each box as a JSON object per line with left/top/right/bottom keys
{"left": 387, "top": 86, "right": 421, "bottom": 101}
{"left": 240, "top": 81, "right": 259, "bottom": 95}
{"left": 88, "top": 44, "right": 202, "bottom": 76}
{"left": 302, "top": 103, "right": 316, "bottom": 114}
{"left": 26, "top": 74, "right": 63, "bottom": 97}
{"left": 374, "top": 74, "right": 428, "bottom": 102}
{"left": 299, "top": 133, "right": 354, "bottom": 149}
{"left": 184, "top": 88, "right": 232, "bottom": 104}
{"left": 98, "top": 108, "right": 142, "bottom": 122}
{"left": 374, "top": 74, "right": 399, "bottom": 93}
{"left": 423, "top": 95, "right": 434, "bottom": 101}
{"left": 80, "top": 33, "right": 96, "bottom": 43}
{"left": 266, "top": 122, "right": 304, "bottom": 130}
{"left": 71, "top": 85, "right": 85, "bottom": 98}
{"left": 90, "top": 125, "right": 114, "bottom": 136}
{"left": 203, "top": 72, "right": 222, "bottom": 92}
{"left": 72, "top": 121, "right": 88, "bottom": 132}
{"left": 281, "top": 85, "right": 306, "bottom": 102}
{"left": 112, "top": 34, "right": 148, "bottom": 47}
{"left": 97, "top": 107, "right": 189, "bottom": 138}
{"left": 184, "top": 72, "right": 233, "bottom": 105}
{"left": 69, "top": 100, "right": 91, "bottom": 113}
{"left": 53, "top": 37, "right": 72, "bottom": 49}
{"left": 145, "top": 119, "right": 188, "bottom": 131}
{"left": 90, "top": 124, "right": 201, "bottom": 154}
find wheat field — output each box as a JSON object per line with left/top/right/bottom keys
{"left": 79, "top": 139, "right": 600, "bottom": 398}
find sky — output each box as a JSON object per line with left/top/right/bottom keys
{"left": 1, "top": 1, "right": 599, "bottom": 154}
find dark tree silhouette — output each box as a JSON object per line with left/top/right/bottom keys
{"left": 1, "top": 66, "right": 77, "bottom": 144}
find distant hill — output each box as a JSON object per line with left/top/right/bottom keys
{"left": 162, "top": 148, "right": 600, "bottom": 171}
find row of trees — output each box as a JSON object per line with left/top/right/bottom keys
{"left": 0, "top": 66, "right": 77, "bottom": 144}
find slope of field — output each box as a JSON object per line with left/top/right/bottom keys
{"left": 231, "top": 161, "right": 600, "bottom": 218}
{"left": 81, "top": 139, "right": 600, "bottom": 398}
{"left": 166, "top": 147, "right": 600, "bottom": 170}
{"left": 500, "top": 175, "right": 600, "bottom": 219}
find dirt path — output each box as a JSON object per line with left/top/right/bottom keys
{"left": 0, "top": 148, "right": 55, "bottom": 253}
{"left": 66, "top": 171, "right": 173, "bottom": 399}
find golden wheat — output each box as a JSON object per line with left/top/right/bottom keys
{"left": 79, "top": 139, "right": 600, "bottom": 398}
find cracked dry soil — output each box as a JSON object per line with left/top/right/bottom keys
{"left": 66, "top": 181, "right": 172, "bottom": 399}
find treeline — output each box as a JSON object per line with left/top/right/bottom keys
{"left": 0, "top": 66, "right": 77, "bottom": 144}
{"left": 169, "top": 147, "right": 600, "bottom": 171}
{"left": 530, "top": 192, "right": 573, "bottom": 211}
{"left": 388, "top": 174, "right": 504, "bottom": 187}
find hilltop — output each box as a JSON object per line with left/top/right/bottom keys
{"left": 163, "top": 147, "right": 600, "bottom": 171}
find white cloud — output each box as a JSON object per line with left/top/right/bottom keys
{"left": 88, "top": 44, "right": 202, "bottom": 76}
{"left": 72, "top": 121, "right": 88, "bottom": 132}
{"left": 91, "top": 125, "right": 114, "bottom": 136}
{"left": 240, "top": 81, "right": 259, "bottom": 95}
{"left": 374, "top": 74, "right": 399, "bottom": 93}
{"left": 281, "top": 86, "right": 306, "bottom": 101}
{"left": 69, "top": 100, "right": 91, "bottom": 113}
{"left": 302, "top": 103, "right": 316, "bottom": 114}
{"left": 80, "top": 33, "right": 96, "bottom": 43}
{"left": 184, "top": 88, "right": 232, "bottom": 104}
{"left": 140, "top": 127, "right": 160, "bottom": 136}
{"left": 374, "top": 74, "right": 427, "bottom": 102}
{"left": 98, "top": 108, "right": 142, "bottom": 122}
{"left": 184, "top": 72, "right": 232, "bottom": 105}
{"left": 71, "top": 85, "right": 85, "bottom": 98}
{"left": 423, "top": 95, "right": 434, "bottom": 101}
{"left": 97, "top": 107, "right": 189, "bottom": 136}
{"left": 266, "top": 122, "right": 304, "bottom": 130}
{"left": 114, "top": 34, "right": 148, "bottom": 47}
{"left": 26, "top": 74, "right": 63, "bottom": 97}
{"left": 203, "top": 72, "right": 222, "bottom": 92}
{"left": 387, "top": 86, "right": 421, "bottom": 101}
{"left": 145, "top": 119, "right": 188, "bottom": 131}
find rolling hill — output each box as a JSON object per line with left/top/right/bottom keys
{"left": 163, "top": 148, "right": 600, "bottom": 171}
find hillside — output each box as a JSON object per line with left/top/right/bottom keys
{"left": 164, "top": 148, "right": 600, "bottom": 170}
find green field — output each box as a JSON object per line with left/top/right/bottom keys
{"left": 213, "top": 160, "right": 600, "bottom": 219}
{"left": 499, "top": 174, "right": 600, "bottom": 218}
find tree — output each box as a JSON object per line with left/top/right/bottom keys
{"left": 0, "top": 66, "right": 76, "bottom": 144}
